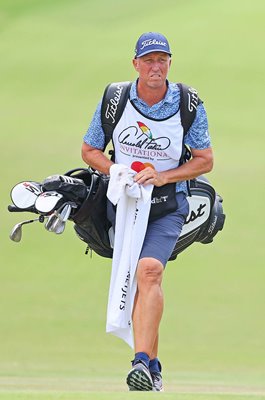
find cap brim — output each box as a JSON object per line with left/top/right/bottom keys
{"left": 136, "top": 49, "right": 172, "bottom": 58}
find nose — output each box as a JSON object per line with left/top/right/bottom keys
{"left": 151, "top": 62, "right": 160, "bottom": 71}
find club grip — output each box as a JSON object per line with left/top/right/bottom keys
{"left": 8, "top": 205, "right": 37, "bottom": 213}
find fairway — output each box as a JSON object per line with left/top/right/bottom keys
{"left": 0, "top": 375, "right": 265, "bottom": 399}
{"left": 1, "top": 0, "right": 265, "bottom": 399}
{"left": 0, "top": 379, "right": 265, "bottom": 400}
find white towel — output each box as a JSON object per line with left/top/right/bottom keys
{"left": 106, "top": 164, "right": 153, "bottom": 348}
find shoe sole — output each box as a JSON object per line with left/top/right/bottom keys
{"left": 127, "top": 368, "right": 153, "bottom": 391}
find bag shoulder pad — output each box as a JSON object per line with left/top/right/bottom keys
{"left": 101, "top": 81, "right": 132, "bottom": 148}
{"left": 177, "top": 82, "right": 202, "bottom": 135}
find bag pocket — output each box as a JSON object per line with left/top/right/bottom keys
{"left": 149, "top": 183, "right": 178, "bottom": 222}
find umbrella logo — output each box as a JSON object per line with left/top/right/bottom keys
{"left": 137, "top": 121, "right": 153, "bottom": 140}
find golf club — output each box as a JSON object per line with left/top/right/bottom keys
{"left": 9, "top": 216, "right": 45, "bottom": 242}
{"left": 10, "top": 181, "right": 42, "bottom": 209}
{"left": 35, "top": 191, "right": 64, "bottom": 214}
{"left": 45, "top": 203, "right": 72, "bottom": 234}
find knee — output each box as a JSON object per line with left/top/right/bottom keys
{"left": 137, "top": 258, "right": 163, "bottom": 288}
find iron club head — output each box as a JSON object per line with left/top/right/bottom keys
{"left": 9, "top": 217, "right": 43, "bottom": 243}
{"left": 45, "top": 204, "right": 72, "bottom": 234}
{"left": 9, "top": 223, "right": 22, "bottom": 242}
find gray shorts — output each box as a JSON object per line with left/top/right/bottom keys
{"left": 107, "top": 192, "right": 189, "bottom": 267}
{"left": 139, "top": 192, "right": 189, "bottom": 266}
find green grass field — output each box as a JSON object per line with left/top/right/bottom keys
{"left": 1, "top": 0, "right": 265, "bottom": 399}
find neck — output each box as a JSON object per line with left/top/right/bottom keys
{"left": 137, "top": 80, "right": 168, "bottom": 106}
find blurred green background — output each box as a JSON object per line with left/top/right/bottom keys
{"left": 0, "top": 0, "right": 265, "bottom": 398}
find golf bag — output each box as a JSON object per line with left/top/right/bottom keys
{"left": 65, "top": 168, "right": 113, "bottom": 258}
{"left": 64, "top": 168, "right": 225, "bottom": 260}
{"left": 8, "top": 166, "right": 225, "bottom": 261}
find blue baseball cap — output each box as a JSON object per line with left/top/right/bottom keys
{"left": 134, "top": 32, "right": 172, "bottom": 58}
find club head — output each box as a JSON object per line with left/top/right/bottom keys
{"left": 51, "top": 204, "right": 72, "bottom": 234}
{"left": 45, "top": 213, "right": 59, "bottom": 232}
{"left": 9, "top": 223, "right": 22, "bottom": 242}
{"left": 10, "top": 181, "right": 42, "bottom": 209}
{"left": 44, "top": 206, "right": 70, "bottom": 234}
{"left": 59, "top": 204, "right": 72, "bottom": 222}
{"left": 35, "top": 191, "right": 64, "bottom": 214}
{"left": 52, "top": 219, "right": 66, "bottom": 234}
{"left": 9, "top": 217, "right": 44, "bottom": 243}
{"left": 46, "top": 216, "right": 66, "bottom": 234}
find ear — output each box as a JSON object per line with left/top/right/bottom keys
{"left": 132, "top": 58, "right": 139, "bottom": 71}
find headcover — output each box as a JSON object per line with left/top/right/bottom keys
{"left": 42, "top": 175, "right": 88, "bottom": 203}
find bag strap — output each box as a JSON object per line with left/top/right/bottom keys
{"left": 101, "top": 81, "right": 132, "bottom": 149}
{"left": 177, "top": 83, "right": 202, "bottom": 196}
{"left": 101, "top": 81, "right": 201, "bottom": 143}
{"left": 177, "top": 83, "right": 201, "bottom": 136}
{"left": 178, "top": 83, "right": 202, "bottom": 164}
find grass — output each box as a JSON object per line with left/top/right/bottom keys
{"left": 0, "top": 395, "right": 264, "bottom": 400}
{"left": 0, "top": 0, "right": 265, "bottom": 398}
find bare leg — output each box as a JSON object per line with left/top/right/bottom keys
{"left": 132, "top": 257, "right": 164, "bottom": 356}
{"left": 150, "top": 333, "right": 159, "bottom": 360}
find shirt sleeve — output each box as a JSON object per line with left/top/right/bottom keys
{"left": 83, "top": 100, "right": 105, "bottom": 149}
{"left": 184, "top": 102, "right": 212, "bottom": 149}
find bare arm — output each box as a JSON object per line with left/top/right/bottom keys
{"left": 81, "top": 142, "right": 114, "bottom": 175}
{"left": 134, "top": 147, "right": 214, "bottom": 186}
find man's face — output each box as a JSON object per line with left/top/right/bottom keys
{"left": 133, "top": 52, "right": 171, "bottom": 88}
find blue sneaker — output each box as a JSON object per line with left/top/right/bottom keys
{"left": 126, "top": 360, "right": 153, "bottom": 391}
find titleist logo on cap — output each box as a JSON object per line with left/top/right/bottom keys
{"left": 140, "top": 39, "right": 167, "bottom": 50}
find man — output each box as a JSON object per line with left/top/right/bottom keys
{"left": 81, "top": 32, "right": 213, "bottom": 391}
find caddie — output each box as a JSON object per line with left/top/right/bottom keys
{"left": 81, "top": 31, "right": 213, "bottom": 392}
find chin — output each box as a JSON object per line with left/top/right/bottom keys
{"left": 148, "top": 80, "right": 164, "bottom": 88}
